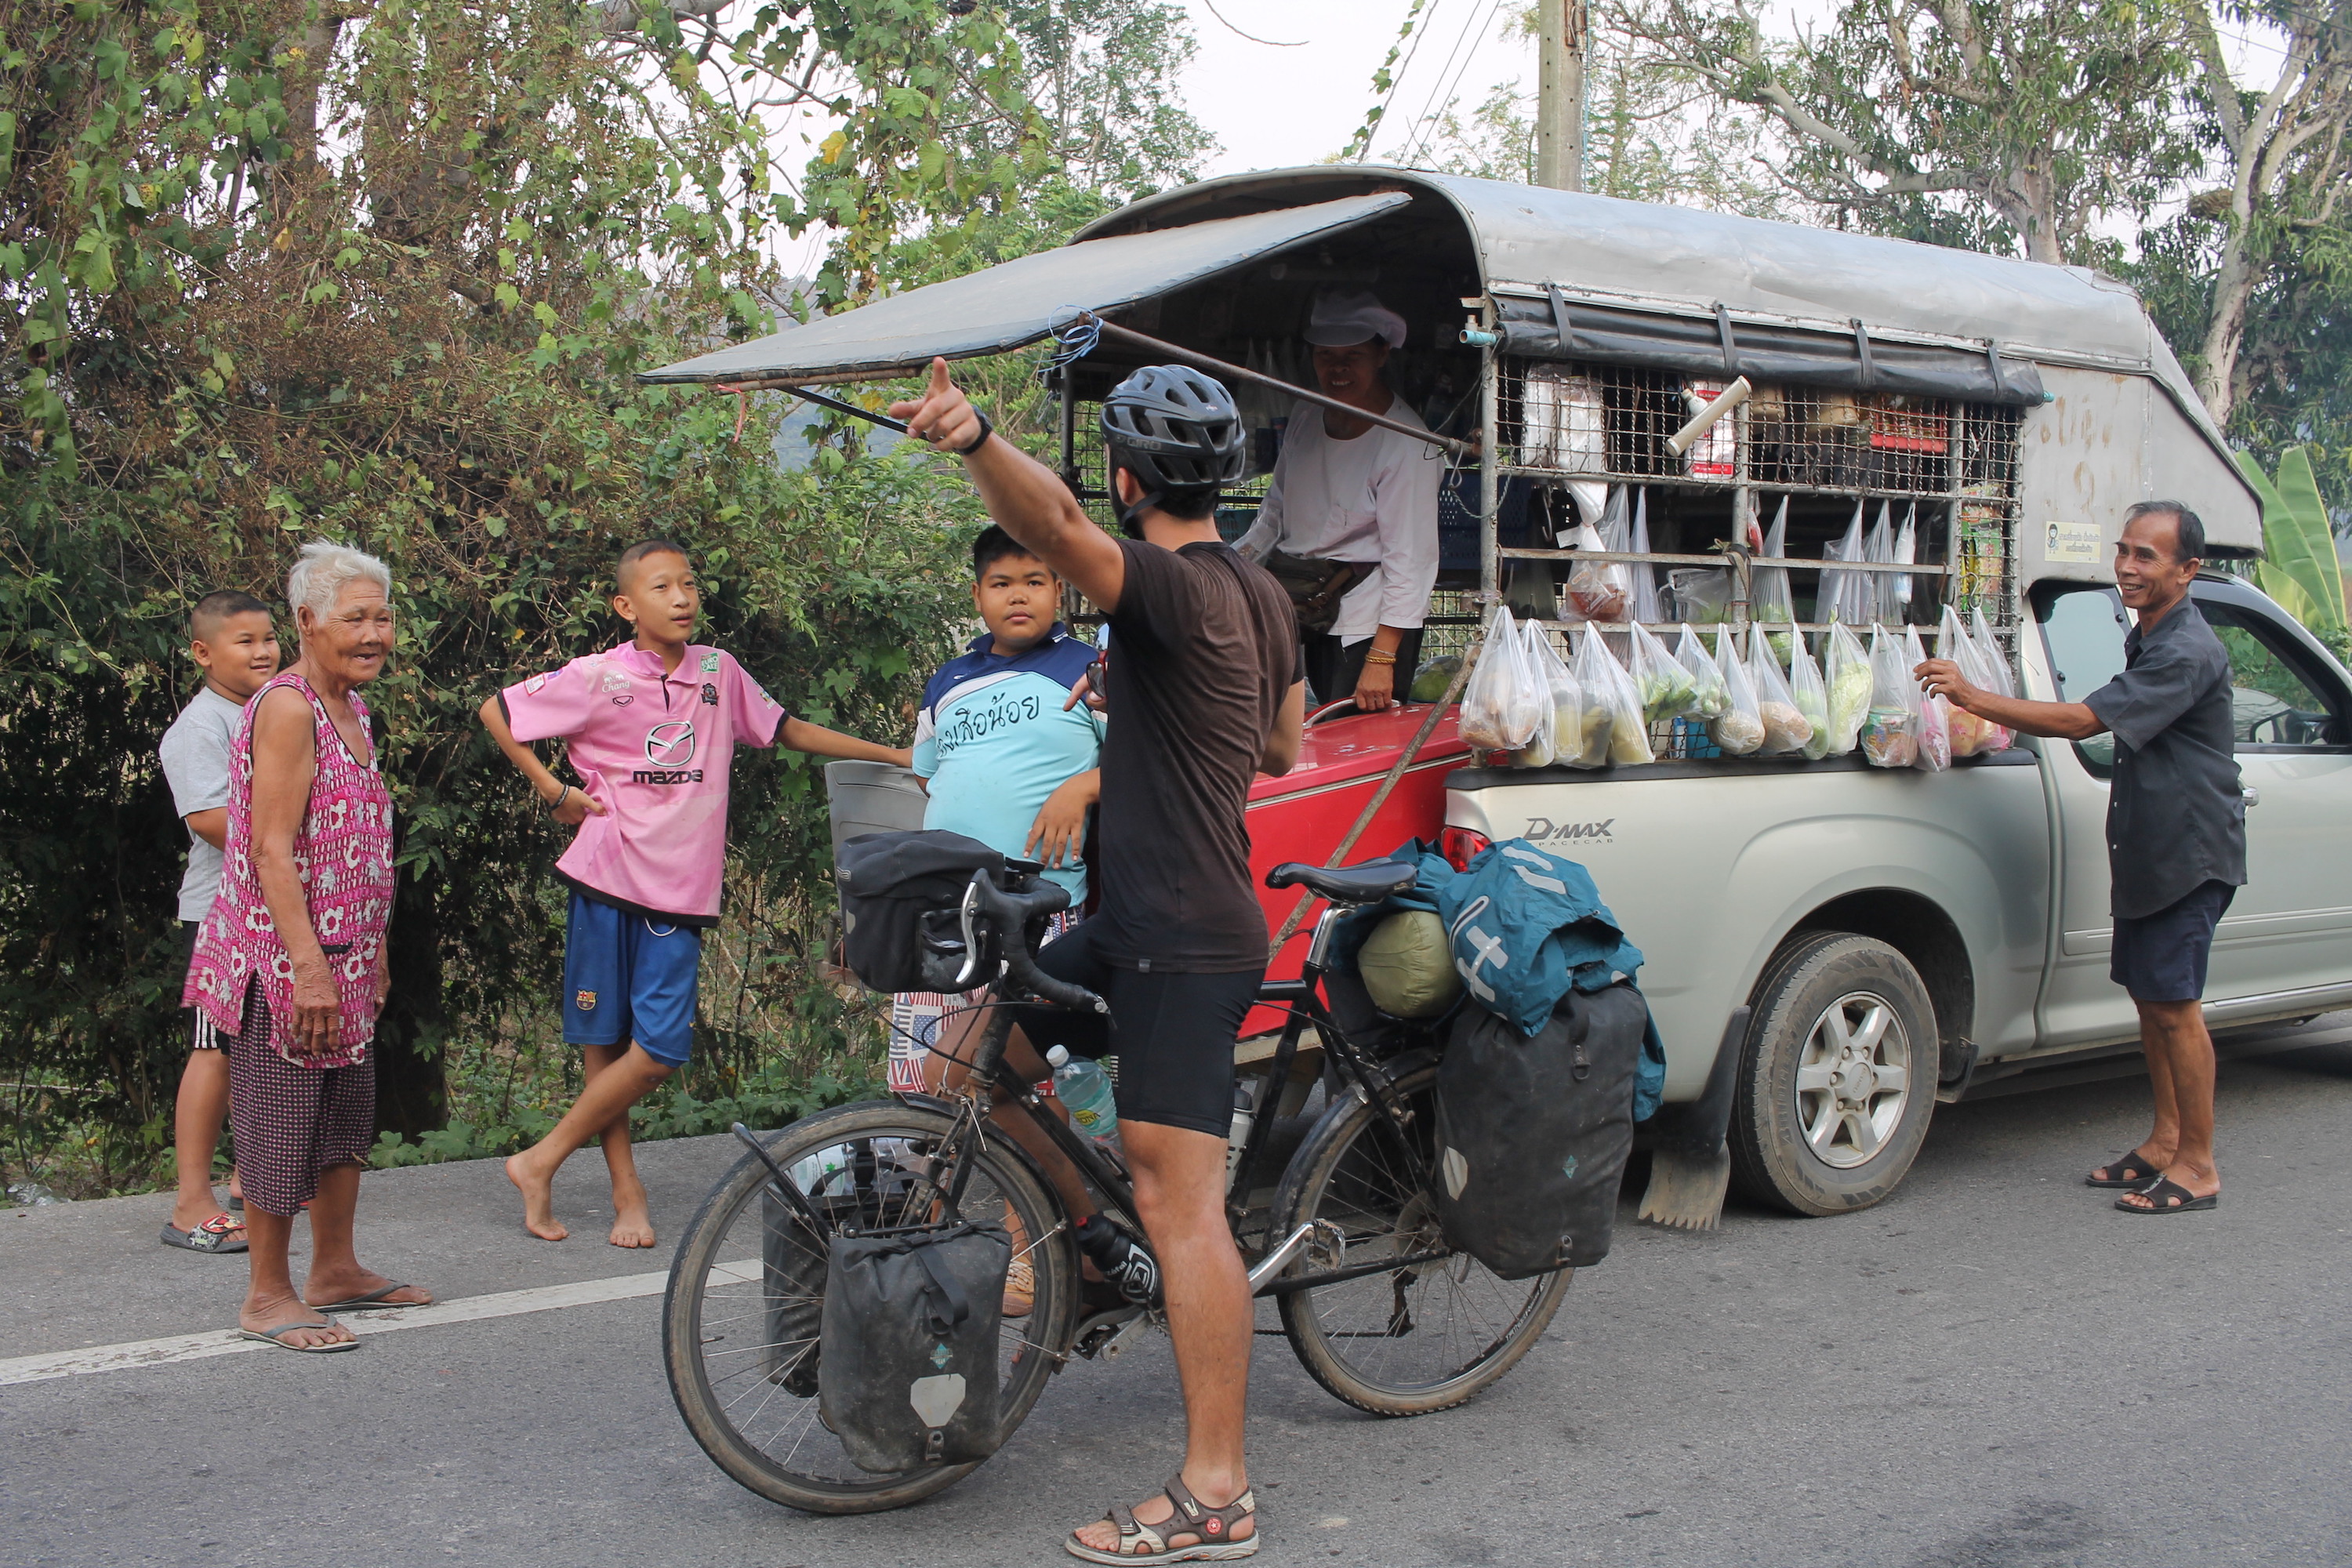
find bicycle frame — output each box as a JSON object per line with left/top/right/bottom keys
{"left": 919, "top": 896, "right": 1442, "bottom": 1305}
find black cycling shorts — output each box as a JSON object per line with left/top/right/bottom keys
{"left": 1009, "top": 920, "right": 1264, "bottom": 1140}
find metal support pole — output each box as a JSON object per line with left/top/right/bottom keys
{"left": 1479, "top": 305, "right": 1501, "bottom": 608}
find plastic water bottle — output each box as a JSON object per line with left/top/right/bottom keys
{"left": 1225, "top": 1081, "right": 1258, "bottom": 1193}
{"left": 1075, "top": 1214, "right": 1161, "bottom": 1307}
{"left": 1045, "top": 1045, "right": 1120, "bottom": 1152}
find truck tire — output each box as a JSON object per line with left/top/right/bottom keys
{"left": 1729, "top": 932, "right": 1938, "bottom": 1217}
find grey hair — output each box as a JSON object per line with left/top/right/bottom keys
{"left": 286, "top": 539, "right": 393, "bottom": 622}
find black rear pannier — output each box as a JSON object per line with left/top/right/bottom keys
{"left": 1432, "top": 981, "right": 1649, "bottom": 1278}
{"left": 819, "top": 1221, "right": 1011, "bottom": 1472}
{"left": 837, "top": 830, "right": 1007, "bottom": 994}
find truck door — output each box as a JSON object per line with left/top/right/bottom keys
{"left": 2032, "top": 579, "right": 2352, "bottom": 1044}
{"left": 2030, "top": 583, "right": 2140, "bottom": 1047}
{"left": 2189, "top": 583, "right": 2352, "bottom": 1009}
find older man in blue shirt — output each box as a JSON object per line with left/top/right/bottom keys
{"left": 1919, "top": 500, "right": 2245, "bottom": 1215}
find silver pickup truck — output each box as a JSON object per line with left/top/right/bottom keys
{"left": 1443, "top": 573, "right": 2352, "bottom": 1215}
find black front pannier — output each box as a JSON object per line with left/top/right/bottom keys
{"left": 836, "top": 830, "right": 1007, "bottom": 994}
{"left": 1432, "top": 980, "right": 1649, "bottom": 1278}
{"left": 818, "top": 1221, "right": 1011, "bottom": 1473}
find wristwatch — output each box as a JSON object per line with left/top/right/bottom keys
{"left": 952, "top": 409, "right": 993, "bottom": 456}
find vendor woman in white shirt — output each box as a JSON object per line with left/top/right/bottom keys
{"left": 1236, "top": 291, "right": 1442, "bottom": 713}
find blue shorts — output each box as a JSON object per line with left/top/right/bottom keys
{"left": 562, "top": 891, "right": 702, "bottom": 1067}
{"left": 2111, "top": 880, "right": 2236, "bottom": 1004}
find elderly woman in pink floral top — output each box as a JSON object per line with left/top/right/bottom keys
{"left": 185, "top": 541, "right": 433, "bottom": 1353}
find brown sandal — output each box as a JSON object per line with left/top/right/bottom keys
{"left": 1065, "top": 1474, "right": 1259, "bottom": 1563}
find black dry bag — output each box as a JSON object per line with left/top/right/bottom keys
{"left": 836, "top": 830, "right": 1007, "bottom": 994}
{"left": 1432, "top": 980, "right": 1649, "bottom": 1279}
{"left": 818, "top": 1222, "right": 1011, "bottom": 1473}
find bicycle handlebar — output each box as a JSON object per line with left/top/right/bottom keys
{"left": 968, "top": 870, "right": 1109, "bottom": 1016}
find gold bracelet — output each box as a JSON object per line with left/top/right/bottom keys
{"left": 1363, "top": 648, "right": 1398, "bottom": 666}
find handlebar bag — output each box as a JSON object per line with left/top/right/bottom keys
{"left": 819, "top": 1221, "right": 1011, "bottom": 1473}
{"left": 837, "top": 829, "right": 1007, "bottom": 993}
{"left": 1432, "top": 979, "right": 1650, "bottom": 1277}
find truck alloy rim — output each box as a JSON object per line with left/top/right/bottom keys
{"left": 1793, "top": 991, "right": 1911, "bottom": 1169}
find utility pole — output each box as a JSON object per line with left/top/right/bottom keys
{"left": 1534, "top": 0, "right": 1587, "bottom": 191}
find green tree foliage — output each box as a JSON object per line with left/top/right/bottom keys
{"left": 0, "top": 0, "right": 1080, "bottom": 1186}
{"left": 2235, "top": 445, "right": 2348, "bottom": 645}
{"left": 1624, "top": 0, "right": 2200, "bottom": 265}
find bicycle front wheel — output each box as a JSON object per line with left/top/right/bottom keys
{"left": 1269, "top": 1057, "right": 1572, "bottom": 1416}
{"left": 662, "top": 1099, "right": 1080, "bottom": 1514}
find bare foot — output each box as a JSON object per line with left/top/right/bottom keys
{"left": 608, "top": 1174, "right": 656, "bottom": 1249}
{"left": 506, "top": 1152, "right": 568, "bottom": 1241}
{"left": 240, "top": 1287, "right": 356, "bottom": 1351}
{"left": 1071, "top": 1478, "right": 1255, "bottom": 1557}
{"left": 303, "top": 1265, "right": 434, "bottom": 1310}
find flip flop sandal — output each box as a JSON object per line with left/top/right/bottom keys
{"left": 306, "top": 1283, "right": 427, "bottom": 1312}
{"left": 1066, "top": 1475, "right": 1259, "bottom": 1564}
{"left": 240, "top": 1316, "right": 360, "bottom": 1354}
{"left": 2085, "top": 1153, "right": 2165, "bottom": 1189}
{"left": 2117, "top": 1177, "right": 2217, "bottom": 1214}
{"left": 160, "top": 1213, "right": 249, "bottom": 1254}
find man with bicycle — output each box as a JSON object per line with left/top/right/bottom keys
{"left": 891, "top": 358, "right": 1305, "bottom": 1564}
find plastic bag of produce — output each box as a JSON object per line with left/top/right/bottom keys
{"left": 1751, "top": 499, "right": 1795, "bottom": 655}
{"left": 1410, "top": 653, "right": 1463, "bottom": 705}
{"left": 1505, "top": 619, "right": 1561, "bottom": 769}
{"left": 1907, "top": 623, "right": 1951, "bottom": 772}
{"left": 1566, "top": 520, "right": 1632, "bottom": 623}
{"left": 1789, "top": 635, "right": 1837, "bottom": 760}
{"left": 1535, "top": 625, "right": 1588, "bottom": 762}
{"left": 1936, "top": 607, "right": 2005, "bottom": 757}
{"left": 1892, "top": 505, "right": 1918, "bottom": 622}
{"left": 1628, "top": 487, "right": 1664, "bottom": 625}
{"left": 1860, "top": 623, "right": 1920, "bottom": 768}
{"left": 1573, "top": 630, "right": 1653, "bottom": 766}
{"left": 1628, "top": 621, "right": 1699, "bottom": 724}
{"left": 1675, "top": 623, "right": 1730, "bottom": 718}
{"left": 1818, "top": 501, "right": 1869, "bottom": 626}
{"left": 1821, "top": 622, "right": 1872, "bottom": 757}
{"left": 1969, "top": 607, "right": 2019, "bottom": 700}
{"left": 1708, "top": 625, "right": 1766, "bottom": 755}
{"left": 1746, "top": 625, "right": 1813, "bottom": 754}
{"left": 1865, "top": 503, "right": 1897, "bottom": 624}
{"left": 1668, "top": 566, "right": 1733, "bottom": 624}
{"left": 1460, "top": 605, "right": 1542, "bottom": 751}
{"left": 1559, "top": 630, "right": 1614, "bottom": 769}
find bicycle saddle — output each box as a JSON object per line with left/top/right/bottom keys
{"left": 1265, "top": 859, "right": 1418, "bottom": 905}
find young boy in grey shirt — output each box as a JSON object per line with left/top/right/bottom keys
{"left": 157, "top": 590, "right": 280, "bottom": 1253}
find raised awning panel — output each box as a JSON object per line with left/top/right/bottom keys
{"left": 638, "top": 191, "right": 1411, "bottom": 385}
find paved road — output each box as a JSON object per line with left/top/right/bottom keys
{"left": 6, "top": 1020, "right": 2351, "bottom": 1567}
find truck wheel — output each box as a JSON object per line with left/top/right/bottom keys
{"left": 1729, "top": 932, "right": 1937, "bottom": 1217}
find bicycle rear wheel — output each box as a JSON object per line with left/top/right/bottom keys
{"left": 1269, "top": 1056, "right": 1571, "bottom": 1416}
{"left": 662, "top": 1099, "right": 1080, "bottom": 1513}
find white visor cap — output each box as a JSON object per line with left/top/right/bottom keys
{"left": 1303, "top": 289, "right": 1407, "bottom": 350}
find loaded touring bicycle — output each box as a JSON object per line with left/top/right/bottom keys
{"left": 642, "top": 169, "right": 2344, "bottom": 1512}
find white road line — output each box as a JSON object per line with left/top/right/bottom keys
{"left": 0, "top": 1267, "right": 675, "bottom": 1387}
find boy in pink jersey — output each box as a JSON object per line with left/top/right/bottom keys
{"left": 484, "top": 540, "right": 909, "bottom": 1247}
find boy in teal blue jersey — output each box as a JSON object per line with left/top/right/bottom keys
{"left": 889, "top": 528, "right": 1103, "bottom": 1096}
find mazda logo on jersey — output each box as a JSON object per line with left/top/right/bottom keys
{"left": 633, "top": 720, "right": 703, "bottom": 785}
{"left": 646, "top": 721, "right": 696, "bottom": 766}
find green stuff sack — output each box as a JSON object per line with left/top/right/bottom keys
{"left": 1357, "top": 911, "right": 1464, "bottom": 1019}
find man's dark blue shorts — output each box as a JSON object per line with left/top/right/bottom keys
{"left": 562, "top": 890, "right": 701, "bottom": 1067}
{"left": 2111, "top": 880, "right": 2235, "bottom": 1004}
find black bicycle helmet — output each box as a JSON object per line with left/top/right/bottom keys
{"left": 1098, "top": 366, "right": 1247, "bottom": 518}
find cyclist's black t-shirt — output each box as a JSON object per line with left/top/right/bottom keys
{"left": 1091, "top": 538, "right": 1301, "bottom": 973}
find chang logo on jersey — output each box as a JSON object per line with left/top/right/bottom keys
{"left": 633, "top": 720, "right": 703, "bottom": 784}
